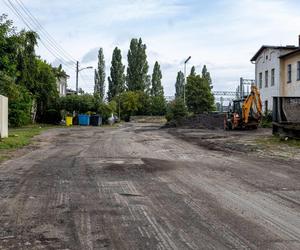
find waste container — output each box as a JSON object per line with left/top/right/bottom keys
{"left": 90, "top": 115, "right": 102, "bottom": 126}
{"left": 73, "top": 116, "right": 78, "bottom": 125}
{"left": 66, "top": 116, "right": 73, "bottom": 126}
{"left": 78, "top": 114, "right": 90, "bottom": 126}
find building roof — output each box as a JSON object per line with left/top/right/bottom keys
{"left": 279, "top": 48, "right": 300, "bottom": 59}
{"left": 250, "top": 45, "right": 298, "bottom": 62}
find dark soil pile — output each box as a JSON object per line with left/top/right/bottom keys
{"left": 166, "top": 113, "right": 224, "bottom": 130}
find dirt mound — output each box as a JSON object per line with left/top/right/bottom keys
{"left": 167, "top": 113, "right": 224, "bottom": 130}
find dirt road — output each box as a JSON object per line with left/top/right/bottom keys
{"left": 0, "top": 123, "right": 299, "bottom": 249}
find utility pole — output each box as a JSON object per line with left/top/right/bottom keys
{"left": 75, "top": 61, "right": 93, "bottom": 95}
{"left": 76, "top": 61, "right": 79, "bottom": 95}
{"left": 183, "top": 56, "right": 191, "bottom": 105}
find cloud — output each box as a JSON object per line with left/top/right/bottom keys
{"left": 5, "top": 0, "right": 300, "bottom": 95}
{"left": 81, "top": 47, "right": 100, "bottom": 63}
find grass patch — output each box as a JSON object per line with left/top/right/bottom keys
{"left": 256, "top": 136, "right": 300, "bottom": 148}
{"left": 0, "top": 124, "right": 56, "bottom": 163}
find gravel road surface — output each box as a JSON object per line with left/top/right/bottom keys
{"left": 0, "top": 123, "right": 299, "bottom": 249}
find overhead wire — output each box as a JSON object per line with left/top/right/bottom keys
{"left": 3, "top": 0, "right": 100, "bottom": 93}
{"left": 3, "top": 0, "right": 76, "bottom": 71}
{"left": 14, "top": 0, "right": 77, "bottom": 64}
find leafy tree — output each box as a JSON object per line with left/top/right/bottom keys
{"left": 94, "top": 48, "right": 105, "bottom": 100}
{"left": 186, "top": 75, "right": 214, "bottom": 114}
{"left": 0, "top": 14, "right": 19, "bottom": 76}
{"left": 190, "top": 66, "right": 196, "bottom": 76}
{"left": 16, "top": 30, "right": 39, "bottom": 94}
{"left": 136, "top": 91, "right": 151, "bottom": 115}
{"left": 165, "top": 98, "right": 188, "bottom": 122}
{"left": 202, "top": 65, "right": 212, "bottom": 88}
{"left": 151, "top": 95, "right": 166, "bottom": 115}
{"left": 35, "top": 59, "right": 59, "bottom": 122}
{"left": 126, "top": 38, "right": 149, "bottom": 92}
{"left": 107, "top": 47, "right": 125, "bottom": 101}
{"left": 118, "top": 91, "right": 141, "bottom": 120}
{"left": 0, "top": 15, "right": 34, "bottom": 126}
{"left": 98, "top": 100, "right": 117, "bottom": 123}
{"left": 53, "top": 64, "right": 68, "bottom": 80}
{"left": 0, "top": 73, "right": 32, "bottom": 127}
{"left": 59, "top": 94, "right": 95, "bottom": 114}
{"left": 175, "top": 71, "right": 184, "bottom": 98}
{"left": 151, "top": 61, "right": 163, "bottom": 97}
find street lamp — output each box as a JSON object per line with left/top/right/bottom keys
{"left": 183, "top": 56, "right": 191, "bottom": 105}
{"left": 76, "top": 61, "right": 93, "bottom": 94}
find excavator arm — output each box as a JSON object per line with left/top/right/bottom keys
{"left": 242, "top": 86, "right": 262, "bottom": 124}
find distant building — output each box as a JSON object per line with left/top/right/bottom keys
{"left": 66, "top": 88, "right": 77, "bottom": 95}
{"left": 57, "top": 74, "right": 69, "bottom": 97}
{"left": 250, "top": 39, "right": 300, "bottom": 112}
{"left": 279, "top": 49, "right": 300, "bottom": 97}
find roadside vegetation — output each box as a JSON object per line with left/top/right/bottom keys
{"left": 0, "top": 14, "right": 168, "bottom": 127}
{"left": 256, "top": 135, "right": 300, "bottom": 148}
{"left": 166, "top": 65, "right": 215, "bottom": 125}
{"left": 0, "top": 125, "right": 53, "bottom": 162}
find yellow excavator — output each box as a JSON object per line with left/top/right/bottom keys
{"left": 224, "top": 85, "right": 262, "bottom": 130}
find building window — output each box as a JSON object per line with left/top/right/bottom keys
{"left": 265, "top": 70, "right": 268, "bottom": 87}
{"left": 259, "top": 72, "right": 262, "bottom": 88}
{"left": 287, "top": 64, "right": 292, "bottom": 83}
{"left": 271, "top": 68, "right": 275, "bottom": 86}
{"left": 297, "top": 61, "right": 300, "bottom": 81}
{"left": 265, "top": 100, "right": 268, "bottom": 115}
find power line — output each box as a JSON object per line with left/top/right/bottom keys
{"left": 3, "top": 0, "right": 76, "bottom": 70}
{"left": 6, "top": 0, "right": 75, "bottom": 67}
{"left": 14, "top": 0, "right": 77, "bottom": 64}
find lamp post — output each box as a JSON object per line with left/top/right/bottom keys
{"left": 183, "top": 56, "right": 191, "bottom": 105}
{"left": 76, "top": 61, "right": 93, "bottom": 94}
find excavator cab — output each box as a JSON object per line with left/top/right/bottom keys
{"left": 224, "top": 86, "right": 262, "bottom": 130}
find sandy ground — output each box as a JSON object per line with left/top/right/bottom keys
{"left": 0, "top": 123, "right": 299, "bottom": 249}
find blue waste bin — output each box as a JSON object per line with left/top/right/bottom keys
{"left": 90, "top": 115, "right": 102, "bottom": 126}
{"left": 78, "top": 114, "right": 90, "bottom": 126}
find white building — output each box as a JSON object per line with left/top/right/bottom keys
{"left": 250, "top": 41, "right": 299, "bottom": 112}
{"left": 57, "top": 74, "right": 69, "bottom": 97}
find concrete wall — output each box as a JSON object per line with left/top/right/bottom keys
{"left": 280, "top": 52, "right": 300, "bottom": 97}
{"left": 0, "top": 95, "right": 8, "bottom": 138}
{"left": 255, "top": 48, "right": 295, "bottom": 111}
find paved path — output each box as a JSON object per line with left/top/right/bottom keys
{"left": 0, "top": 123, "right": 299, "bottom": 249}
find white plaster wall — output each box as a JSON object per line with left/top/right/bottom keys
{"left": 255, "top": 48, "right": 295, "bottom": 111}
{"left": 57, "top": 78, "right": 67, "bottom": 97}
{"left": 0, "top": 95, "right": 8, "bottom": 138}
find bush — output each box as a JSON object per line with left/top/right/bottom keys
{"left": 98, "top": 101, "right": 117, "bottom": 123}
{"left": 151, "top": 95, "right": 166, "bottom": 116}
{"left": 0, "top": 78, "right": 33, "bottom": 127}
{"left": 166, "top": 98, "right": 188, "bottom": 122}
{"left": 59, "top": 94, "right": 95, "bottom": 113}
{"left": 261, "top": 111, "right": 272, "bottom": 128}
{"left": 119, "top": 91, "right": 141, "bottom": 121}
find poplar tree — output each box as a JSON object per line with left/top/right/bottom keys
{"left": 126, "top": 38, "right": 149, "bottom": 92}
{"left": 202, "top": 65, "right": 212, "bottom": 88}
{"left": 151, "top": 61, "right": 163, "bottom": 96}
{"left": 94, "top": 48, "right": 105, "bottom": 100}
{"left": 190, "top": 66, "right": 196, "bottom": 76}
{"left": 107, "top": 47, "right": 125, "bottom": 101}
{"left": 175, "top": 71, "right": 185, "bottom": 98}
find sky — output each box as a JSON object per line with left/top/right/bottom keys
{"left": 2, "top": 0, "right": 300, "bottom": 97}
